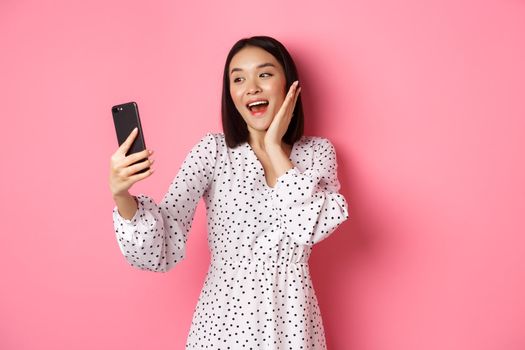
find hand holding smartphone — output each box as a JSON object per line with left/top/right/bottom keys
{"left": 111, "top": 101, "right": 150, "bottom": 175}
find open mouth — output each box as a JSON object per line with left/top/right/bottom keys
{"left": 246, "top": 100, "right": 269, "bottom": 115}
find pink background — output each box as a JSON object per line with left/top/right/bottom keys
{"left": 1, "top": 0, "right": 524, "bottom": 349}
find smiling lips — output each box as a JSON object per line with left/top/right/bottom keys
{"left": 246, "top": 99, "right": 269, "bottom": 116}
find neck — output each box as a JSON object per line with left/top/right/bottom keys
{"left": 248, "top": 130, "right": 266, "bottom": 150}
{"left": 248, "top": 131, "right": 289, "bottom": 152}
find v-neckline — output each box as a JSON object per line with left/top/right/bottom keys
{"left": 245, "top": 137, "right": 301, "bottom": 190}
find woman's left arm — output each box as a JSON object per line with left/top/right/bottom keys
{"left": 270, "top": 137, "right": 350, "bottom": 246}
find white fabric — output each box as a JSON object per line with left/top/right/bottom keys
{"left": 112, "top": 132, "right": 350, "bottom": 349}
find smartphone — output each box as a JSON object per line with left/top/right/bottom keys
{"left": 111, "top": 101, "right": 149, "bottom": 175}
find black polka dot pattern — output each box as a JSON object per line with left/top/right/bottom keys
{"left": 112, "top": 132, "right": 350, "bottom": 349}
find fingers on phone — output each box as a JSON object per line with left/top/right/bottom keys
{"left": 130, "top": 164, "right": 154, "bottom": 182}
{"left": 138, "top": 156, "right": 154, "bottom": 171}
{"left": 119, "top": 128, "right": 138, "bottom": 153}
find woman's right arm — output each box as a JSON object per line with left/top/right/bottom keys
{"left": 112, "top": 192, "right": 138, "bottom": 220}
{"left": 109, "top": 132, "right": 217, "bottom": 273}
{"left": 109, "top": 127, "right": 154, "bottom": 221}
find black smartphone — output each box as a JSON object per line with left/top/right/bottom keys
{"left": 111, "top": 101, "right": 150, "bottom": 174}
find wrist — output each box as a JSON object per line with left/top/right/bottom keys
{"left": 265, "top": 142, "right": 282, "bottom": 153}
{"left": 112, "top": 191, "right": 132, "bottom": 201}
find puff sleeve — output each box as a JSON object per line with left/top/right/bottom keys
{"left": 112, "top": 132, "right": 217, "bottom": 272}
{"left": 272, "top": 137, "right": 350, "bottom": 246}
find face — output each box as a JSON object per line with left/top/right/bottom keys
{"left": 229, "top": 46, "right": 287, "bottom": 134}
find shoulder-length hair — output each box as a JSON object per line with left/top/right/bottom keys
{"left": 221, "top": 35, "right": 304, "bottom": 149}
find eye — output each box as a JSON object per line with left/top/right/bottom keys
{"left": 260, "top": 73, "right": 272, "bottom": 78}
{"left": 233, "top": 77, "right": 242, "bottom": 83}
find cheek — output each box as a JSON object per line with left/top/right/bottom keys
{"left": 270, "top": 80, "right": 286, "bottom": 101}
{"left": 271, "top": 87, "right": 287, "bottom": 107}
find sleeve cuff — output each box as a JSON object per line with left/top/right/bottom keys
{"left": 274, "top": 166, "right": 321, "bottom": 190}
{"left": 113, "top": 195, "right": 143, "bottom": 226}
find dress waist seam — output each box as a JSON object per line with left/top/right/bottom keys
{"left": 211, "top": 257, "right": 309, "bottom": 267}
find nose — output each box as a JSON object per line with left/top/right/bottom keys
{"left": 246, "top": 80, "right": 261, "bottom": 95}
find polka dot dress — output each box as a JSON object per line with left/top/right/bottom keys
{"left": 113, "top": 132, "right": 350, "bottom": 349}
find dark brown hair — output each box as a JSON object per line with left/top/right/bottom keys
{"left": 221, "top": 35, "right": 304, "bottom": 148}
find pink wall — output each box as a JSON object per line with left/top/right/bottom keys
{"left": 1, "top": 0, "right": 524, "bottom": 349}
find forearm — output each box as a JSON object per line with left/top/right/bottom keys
{"left": 113, "top": 192, "right": 138, "bottom": 220}
{"left": 266, "top": 144, "right": 294, "bottom": 178}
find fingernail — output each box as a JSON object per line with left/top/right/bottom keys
{"left": 133, "top": 127, "right": 138, "bottom": 132}
{"left": 149, "top": 149, "right": 154, "bottom": 154}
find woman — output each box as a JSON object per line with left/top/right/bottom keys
{"left": 109, "top": 35, "right": 350, "bottom": 349}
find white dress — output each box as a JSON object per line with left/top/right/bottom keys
{"left": 112, "top": 132, "right": 350, "bottom": 349}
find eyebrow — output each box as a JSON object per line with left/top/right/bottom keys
{"left": 230, "top": 62, "right": 276, "bottom": 75}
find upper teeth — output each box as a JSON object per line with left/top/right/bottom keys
{"left": 248, "top": 101, "right": 268, "bottom": 107}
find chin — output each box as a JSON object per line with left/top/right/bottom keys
{"left": 247, "top": 123, "right": 270, "bottom": 132}
{"left": 252, "top": 118, "right": 273, "bottom": 130}
{"left": 243, "top": 114, "right": 274, "bottom": 130}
